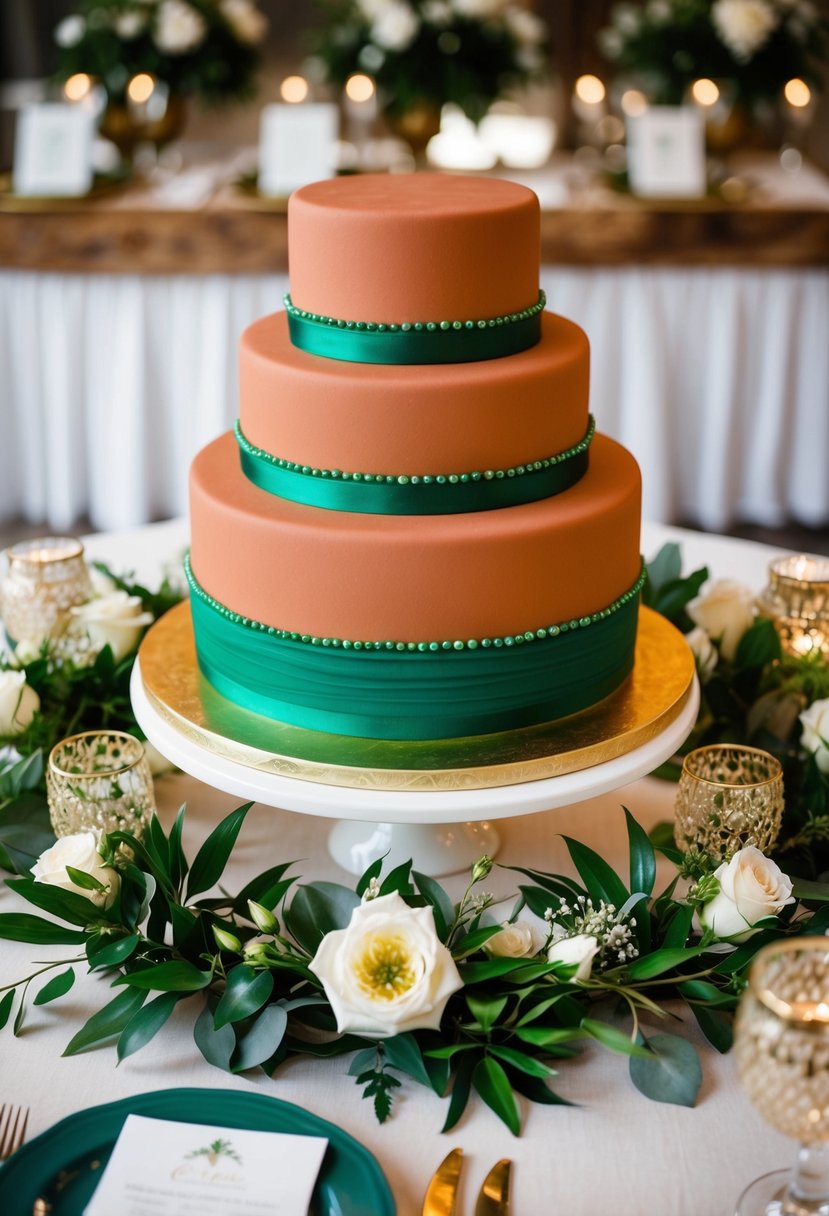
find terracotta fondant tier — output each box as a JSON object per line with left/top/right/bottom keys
{"left": 239, "top": 311, "right": 589, "bottom": 476}
{"left": 190, "top": 431, "right": 641, "bottom": 641}
{"left": 288, "top": 175, "right": 539, "bottom": 324}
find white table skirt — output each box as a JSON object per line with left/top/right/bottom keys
{"left": 1, "top": 266, "right": 827, "bottom": 532}
{"left": 0, "top": 521, "right": 804, "bottom": 1216}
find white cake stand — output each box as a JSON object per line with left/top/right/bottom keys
{"left": 131, "top": 604, "right": 699, "bottom": 875}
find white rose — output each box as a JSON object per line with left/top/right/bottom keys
{"left": 546, "top": 933, "right": 599, "bottom": 980}
{"left": 686, "top": 626, "right": 718, "bottom": 682}
{"left": 712, "top": 0, "right": 779, "bottom": 61}
{"left": 687, "top": 579, "right": 756, "bottom": 662}
{"left": 700, "top": 847, "right": 794, "bottom": 942}
{"left": 422, "top": 0, "right": 453, "bottom": 25}
{"left": 800, "top": 698, "right": 829, "bottom": 774}
{"left": 0, "top": 671, "right": 40, "bottom": 737}
{"left": 371, "top": 2, "right": 419, "bottom": 50}
{"left": 484, "top": 920, "right": 541, "bottom": 958}
{"left": 69, "top": 591, "right": 153, "bottom": 663}
{"left": 153, "top": 0, "right": 207, "bottom": 54}
{"left": 504, "top": 6, "right": 546, "bottom": 44}
{"left": 310, "top": 891, "right": 462, "bottom": 1037}
{"left": 32, "top": 831, "right": 120, "bottom": 909}
{"left": 55, "top": 14, "right": 86, "bottom": 47}
{"left": 115, "top": 10, "right": 147, "bottom": 39}
{"left": 647, "top": 0, "right": 674, "bottom": 23}
{"left": 219, "top": 0, "right": 268, "bottom": 44}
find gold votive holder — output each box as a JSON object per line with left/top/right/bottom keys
{"left": 758, "top": 553, "right": 829, "bottom": 659}
{"left": 674, "top": 744, "right": 784, "bottom": 859}
{"left": 46, "top": 730, "right": 156, "bottom": 839}
{"left": 0, "top": 537, "right": 92, "bottom": 648}
{"left": 734, "top": 939, "right": 829, "bottom": 1215}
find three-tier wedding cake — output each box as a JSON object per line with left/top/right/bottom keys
{"left": 187, "top": 174, "right": 642, "bottom": 741}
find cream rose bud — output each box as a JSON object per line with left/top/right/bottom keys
{"left": 310, "top": 891, "right": 462, "bottom": 1037}
{"left": 700, "top": 846, "right": 794, "bottom": 942}
{"left": 0, "top": 671, "right": 40, "bottom": 736}
{"left": 685, "top": 626, "right": 718, "bottom": 682}
{"left": 799, "top": 698, "right": 829, "bottom": 774}
{"left": 687, "top": 579, "right": 756, "bottom": 662}
{"left": 546, "top": 933, "right": 599, "bottom": 981}
{"left": 70, "top": 591, "right": 153, "bottom": 663}
{"left": 32, "top": 831, "right": 120, "bottom": 909}
{"left": 484, "top": 920, "right": 541, "bottom": 958}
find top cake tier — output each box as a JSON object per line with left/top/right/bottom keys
{"left": 288, "top": 174, "right": 539, "bottom": 326}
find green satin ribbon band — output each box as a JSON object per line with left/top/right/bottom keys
{"left": 284, "top": 292, "right": 545, "bottom": 365}
{"left": 189, "top": 577, "right": 641, "bottom": 741}
{"left": 236, "top": 418, "right": 595, "bottom": 515}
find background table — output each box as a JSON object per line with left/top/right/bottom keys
{"left": 1, "top": 154, "right": 828, "bottom": 534}
{"left": 0, "top": 520, "right": 802, "bottom": 1216}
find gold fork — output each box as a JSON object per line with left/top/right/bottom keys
{"left": 422, "top": 1148, "right": 512, "bottom": 1216}
{"left": 0, "top": 1104, "right": 29, "bottom": 1160}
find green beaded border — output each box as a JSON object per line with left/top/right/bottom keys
{"left": 283, "top": 290, "right": 547, "bottom": 335}
{"left": 185, "top": 553, "right": 645, "bottom": 654}
{"left": 235, "top": 416, "right": 595, "bottom": 489}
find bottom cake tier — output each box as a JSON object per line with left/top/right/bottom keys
{"left": 188, "top": 430, "right": 643, "bottom": 740}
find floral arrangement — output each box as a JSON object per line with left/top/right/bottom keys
{"left": 0, "top": 801, "right": 826, "bottom": 1133}
{"left": 54, "top": 0, "right": 268, "bottom": 104}
{"left": 311, "top": 0, "right": 548, "bottom": 124}
{"left": 598, "top": 0, "right": 827, "bottom": 108}
{"left": 643, "top": 544, "right": 829, "bottom": 878}
{"left": 0, "top": 562, "right": 182, "bottom": 872}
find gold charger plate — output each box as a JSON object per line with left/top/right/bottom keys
{"left": 139, "top": 602, "right": 695, "bottom": 792}
{"left": 0, "top": 170, "right": 130, "bottom": 211}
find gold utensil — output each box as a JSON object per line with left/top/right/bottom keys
{"left": 475, "top": 1159, "right": 511, "bottom": 1216}
{"left": 0, "top": 1104, "right": 29, "bottom": 1159}
{"left": 422, "top": 1147, "right": 464, "bottom": 1216}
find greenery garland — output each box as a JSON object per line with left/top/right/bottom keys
{"left": 0, "top": 802, "right": 826, "bottom": 1131}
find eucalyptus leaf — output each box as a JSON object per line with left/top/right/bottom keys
{"left": 6, "top": 877, "right": 108, "bottom": 928}
{"left": 688, "top": 1003, "right": 734, "bottom": 1053}
{"left": 213, "top": 966, "right": 274, "bottom": 1029}
{"left": 114, "top": 961, "right": 211, "bottom": 992}
{"left": 63, "top": 987, "right": 147, "bottom": 1055}
{"left": 629, "top": 1032, "right": 702, "bottom": 1106}
{"left": 33, "top": 966, "right": 75, "bottom": 1006}
{"left": 186, "top": 802, "right": 253, "bottom": 899}
{"left": 194, "top": 1000, "right": 235, "bottom": 1070}
{"left": 382, "top": 1032, "right": 432, "bottom": 1089}
{"left": 87, "top": 933, "right": 141, "bottom": 971}
{"left": 581, "top": 1019, "right": 651, "bottom": 1058}
{"left": 284, "top": 882, "right": 360, "bottom": 954}
{"left": 347, "top": 1047, "right": 378, "bottom": 1077}
{"left": 231, "top": 1004, "right": 288, "bottom": 1072}
{"left": 0, "top": 912, "right": 86, "bottom": 945}
{"left": 117, "top": 991, "right": 181, "bottom": 1061}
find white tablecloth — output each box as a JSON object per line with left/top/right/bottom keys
{"left": 1, "top": 264, "right": 828, "bottom": 533}
{"left": 0, "top": 521, "right": 805, "bottom": 1216}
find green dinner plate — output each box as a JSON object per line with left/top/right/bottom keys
{"left": 0, "top": 1087, "right": 395, "bottom": 1216}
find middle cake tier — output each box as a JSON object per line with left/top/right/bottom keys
{"left": 190, "top": 429, "right": 641, "bottom": 642}
{"left": 239, "top": 310, "right": 589, "bottom": 485}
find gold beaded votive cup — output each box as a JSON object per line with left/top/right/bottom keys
{"left": 758, "top": 553, "right": 829, "bottom": 659}
{"left": 674, "top": 744, "right": 784, "bottom": 859}
{"left": 736, "top": 938, "right": 829, "bottom": 1143}
{"left": 0, "top": 537, "right": 92, "bottom": 647}
{"left": 47, "top": 731, "right": 156, "bottom": 839}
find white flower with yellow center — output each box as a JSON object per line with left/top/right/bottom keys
{"left": 310, "top": 891, "right": 462, "bottom": 1037}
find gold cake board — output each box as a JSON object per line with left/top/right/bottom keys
{"left": 136, "top": 602, "right": 695, "bottom": 794}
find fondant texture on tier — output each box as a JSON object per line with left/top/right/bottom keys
{"left": 188, "top": 174, "right": 643, "bottom": 740}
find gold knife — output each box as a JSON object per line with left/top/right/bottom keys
{"left": 474, "top": 1158, "right": 511, "bottom": 1216}
{"left": 422, "top": 1147, "right": 464, "bottom": 1216}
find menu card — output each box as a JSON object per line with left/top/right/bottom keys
{"left": 83, "top": 1114, "right": 328, "bottom": 1216}
{"left": 258, "top": 102, "right": 338, "bottom": 197}
{"left": 626, "top": 106, "right": 706, "bottom": 198}
{"left": 13, "top": 103, "right": 94, "bottom": 197}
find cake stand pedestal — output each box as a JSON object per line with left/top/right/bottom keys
{"left": 131, "top": 602, "right": 698, "bottom": 875}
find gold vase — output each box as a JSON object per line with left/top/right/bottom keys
{"left": 674, "top": 744, "right": 784, "bottom": 859}
{"left": 386, "top": 101, "right": 442, "bottom": 156}
{"left": 100, "top": 93, "right": 188, "bottom": 163}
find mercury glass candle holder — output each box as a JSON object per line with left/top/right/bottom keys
{"left": 757, "top": 554, "right": 829, "bottom": 660}
{"left": 734, "top": 938, "right": 829, "bottom": 1216}
{"left": 47, "top": 731, "right": 155, "bottom": 839}
{"left": 674, "top": 744, "right": 784, "bottom": 859}
{"left": 0, "top": 537, "right": 92, "bottom": 648}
